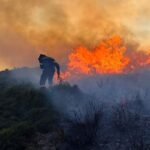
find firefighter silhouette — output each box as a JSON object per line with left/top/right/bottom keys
{"left": 38, "top": 54, "right": 60, "bottom": 86}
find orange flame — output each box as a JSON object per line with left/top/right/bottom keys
{"left": 61, "top": 36, "right": 150, "bottom": 80}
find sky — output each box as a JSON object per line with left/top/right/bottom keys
{"left": 0, "top": 0, "right": 150, "bottom": 70}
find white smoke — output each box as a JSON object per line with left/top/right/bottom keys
{"left": 9, "top": 65, "right": 150, "bottom": 114}
{"left": 67, "top": 66, "right": 150, "bottom": 104}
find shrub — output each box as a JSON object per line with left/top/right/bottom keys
{"left": 64, "top": 102, "right": 103, "bottom": 150}
{"left": 0, "top": 122, "right": 35, "bottom": 150}
{"left": 0, "top": 82, "right": 60, "bottom": 150}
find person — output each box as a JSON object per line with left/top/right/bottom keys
{"left": 38, "top": 54, "right": 60, "bottom": 87}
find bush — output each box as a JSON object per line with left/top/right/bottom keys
{"left": 64, "top": 102, "right": 103, "bottom": 150}
{"left": 112, "top": 103, "right": 141, "bottom": 133}
{"left": 0, "top": 122, "right": 35, "bottom": 150}
{"left": 111, "top": 102, "right": 149, "bottom": 150}
{"left": 0, "top": 81, "right": 60, "bottom": 150}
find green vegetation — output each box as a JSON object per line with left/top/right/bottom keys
{"left": 0, "top": 73, "right": 60, "bottom": 150}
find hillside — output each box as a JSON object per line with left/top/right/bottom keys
{"left": 0, "top": 69, "right": 88, "bottom": 150}
{"left": 0, "top": 68, "right": 150, "bottom": 150}
{"left": 0, "top": 71, "right": 59, "bottom": 149}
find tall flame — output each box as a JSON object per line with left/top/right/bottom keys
{"left": 68, "top": 36, "right": 129, "bottom": 74}
{"left": 62, "top": 36, "right": 150, "bottom": 80}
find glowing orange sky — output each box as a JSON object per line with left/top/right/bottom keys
{"left": 0, "top": 0, "right": 150, "bottom": 70}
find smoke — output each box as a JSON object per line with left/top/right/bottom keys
{"left": 50, "top": 67, "right": 149, "bottom": 117}
{"left": 0, "top": 0, "right": 150, "bottom": 70}
{"left": 7, "top": 62, "right": 150, "bottom": 116}
{"left": 67, "top": 68, "right": 150, "bottom": 104}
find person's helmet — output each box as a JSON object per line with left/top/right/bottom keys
{"left": 38, "top": 54, "right": 47, "bottom": 63}
{"left": 39, "top": 54, "right": 46, "bottom": 59}
{"left": 38, "top": 54, "right": 55, "bottom": 63}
